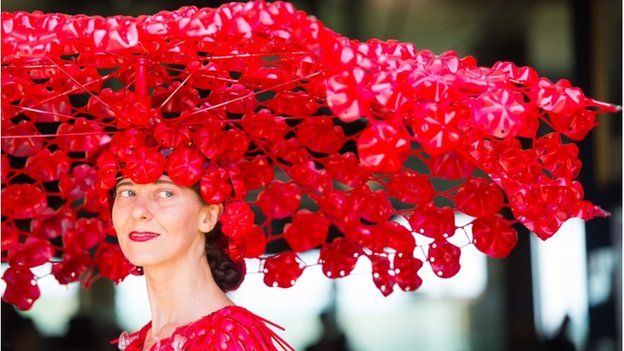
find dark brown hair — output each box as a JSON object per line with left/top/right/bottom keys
{"left": 192, "top": 185, "right": 244, "bottom": 292}
{"left": 203, "top": 222, "right": 244, "bottom": 292}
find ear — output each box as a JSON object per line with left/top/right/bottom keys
{"left": 198, "top": 204, "right": 223, "bottom": 233}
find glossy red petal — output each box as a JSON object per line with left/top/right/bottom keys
{"left": 220, "top": 201, "right": 254, "bottom": 241}
{"left": 409, "top": 204, "right": 455, "bottom": 240}
{"left": 1, "top": 184, "right": 47, "bottom": 219}
{"left": 199, "top": 165, "right": 232, "bottom": 204}
{"left": 256, "top": 182, "right": 301, "bottom": 219}
{"left": 263, "top": 252, "right": 304, "bottom": 288}
{"left": 2, "top": 267, "right": 40, "bottom": 310}
{"left": 369, "top": 255, "right": 395, "bottom": 297}
{"left": 125, "top": 147, "right": 165, "bottom": 184}
{"left": 284, "top": 210, "right": 330, "bottom": 252}
{"left": 386, "top": 170, "right": 434, "bottom": 205}
{"left": 357, "top": 121, "right": 411, "bottom": 173}
{"left": 428, "top": 240, "right": 461, "bottom": 278}
{"left": 393, "top": 253, "right": 423, "bottom": 292}
{"left": 455, "top": 178, "right": 504, "bottom": 217}
{"left": 8, "top": 236, "right": 54, "bottom": 268}
{"left": 165, "top": 147, "right": 205, "bottom": 186}
{"left": 318, "top": 237, "right": 362, "bottom": 279}
{"left": 96, "top": 242, "right": 133, "bottom": 283}
{"left": 472, "top": 215, "right": 518, "bottom": 258}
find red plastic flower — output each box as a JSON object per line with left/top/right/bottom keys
{"left": 96, "top": 151, "right": 118, "bottom": 190}
{"left": 57, "top": 118, "right": 105, "bottom": 153}
{"left": 236, "top": 225, "right": 267, "bottom": 258}
{"left": 125, "top": 147, "right": 165, "bottom": 184}
{"left": 165, "top": 147, "right": 205, "bottom": 186}
{"left": 63, "top": 218, "right": 107, "bottom": 253}
{"left": 8, "top": 236, "right": 54, "bottom": 268}
{"left": 236, "top": 157, "right": 274, "bottom": 191}
{"left": 59, "top": 164, "right": 100, "bottom": 213}
{"left": 52, "top": 251, "right": 92, "bottom": 284}
{"left": 357, "top": 121, "right": 411, "bottom": 173}
{"left": 393, "top": 253, "right": 423, "bottom": 292}
{"left": 96, "top": 242, "right": 133, "bottom": 283}
{"left": 428, "top": 240, "right": 461, "bottom": 278}
{"left": 1, "top": 184, "right": 47, "bottom": 219}
{"left": 472, "top": 88, "right": 527, "bottom": 138}
{"left": 241, "top": 109, "right": 288, "bottom": 142}
{"left": 471, "top": 215, "right": 517, "bottom": 258}
{"left": 199, "top": 164, "right": 232, "bottom": 204}
{"left": 154, "top": 123, "right": 192, "bottom": 148}
{"left": 256, "top": 182, "right": 301, "bottom": 219}
{"left": 386, "top": 170, "right": 434, "bottom": 205}
{"left": 375, "top": 221, "right": 415, "bottom": 254}
{"left": 1, "top": 222, "right": 20, "bottom": 254}
{"left": 263, "top": 251, "right": 304, "bottom": 288}
{"left": 324, "top": 152, "right": 369, "bottom": 188}
{"left": 220, "top": 201, "right": 255, "bottom": 241}
{"left": 318, "top": 237, "right": 362, "bottom": 278}
{"left": 428, "top": 151, "right": 475, "bottom": 180}
{"left": 534, "top": 133, "right": 581, "bottom": 179}
{"left": 492, "top": 61, "right": 538, "bottom": 86}
{"left": 296, "top": 117, "right": 346, "bottom": 154}
{"left": 289, "top": 161, "right": 331, "bottom": 194}
{"left": 1, "top": 121, "right": 43, "bottom": 157}
{"left": 454, "top": 178, "right": 504, "bottom": 217}
{"left": 369, "top": 255, "right": 395, "bottom": 297}
{"left": 411, "top": 102, "right": 469, "bottom": 154}
{"left": 409, "top": 204, "right": 455, "bottom": 239}
{"left": 531, "top": 78, "right": 586, "bottom": 115}
{"left": 25, "top": 149, "right": 71, "bottom": 182}
{"left": 351, "top": 188, "right": 392, "bottom": 223}
{"left": 326, "top": 66, "right": 373, "bottom": 122}
{"left": 549, "top": 109, "right": 596, "bottom": 141}
{"left": 284, "top": 210, "right": 330, "bottom": 251}
{"left": 2, "top": 267, "right": 40, "bottom": 310}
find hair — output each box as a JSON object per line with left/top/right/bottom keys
{"left": 203, "top": 222, "right": 244, "bottom": 292}
{"left": 192, "top": 185, "right": 245, "bottom": 292}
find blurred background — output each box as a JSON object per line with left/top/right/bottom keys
{"left": 1, "top": 0, "right": 621, "bottom": 350}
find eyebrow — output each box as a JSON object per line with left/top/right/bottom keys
{"left": 115, "top": 179, "right": 177, "bottom": 189}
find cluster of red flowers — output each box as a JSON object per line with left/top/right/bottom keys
{"left": 1, "top": 1, "right": 617, "bottom": 310}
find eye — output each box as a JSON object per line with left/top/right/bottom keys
{"left": 118, "top": 189, "right": 135, "bottom": 198}
{"left": 157, "top": 190, "right": 174, "bottom": 199}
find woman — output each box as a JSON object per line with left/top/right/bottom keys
{"left": 112, "top": 175, "right": 291, "bottom": 351}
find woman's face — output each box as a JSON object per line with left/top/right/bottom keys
{"left": 111, "top": 175, "right": 221, "bottom": 268}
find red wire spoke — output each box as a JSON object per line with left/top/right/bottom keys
{"left": 183, "top": 69, "right": 327, "bottom": 119}
{"left": 157, "top": 69, "right": 197, "bottom": 111}
{"left": 44, "top": 57, "right": 114, "bottom": 113}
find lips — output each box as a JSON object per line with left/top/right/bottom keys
{"left": 128, "top": 231, "right": 160, "bottom": 242}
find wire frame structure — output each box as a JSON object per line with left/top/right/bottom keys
{"left": 1, "top": 1, "right": 619, "bottom": 310}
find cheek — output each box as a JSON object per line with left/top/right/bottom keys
{"left": 111, "top": 202, "right": 123, "bottom": 231}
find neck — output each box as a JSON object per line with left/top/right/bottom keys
{"left": 143, "top": 251, "right": 233, "bottom": 337}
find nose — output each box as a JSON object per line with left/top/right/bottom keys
{"left": 131, "top": 196, "right": 152, "bottom": 221}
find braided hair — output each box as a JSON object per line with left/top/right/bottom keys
{"left": 203, "top": 222, "right": 244, "bottom": 292}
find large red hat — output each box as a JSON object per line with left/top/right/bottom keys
{"left": 1, "top": 1, "right": 618, "bottom": 310}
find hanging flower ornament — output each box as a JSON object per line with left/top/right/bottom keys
{"left": 0, "top": 1, "right": 619, "bottom": 310}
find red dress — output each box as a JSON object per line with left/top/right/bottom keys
{"left": 114, "top": 306, "right": 292, "bottom": 351}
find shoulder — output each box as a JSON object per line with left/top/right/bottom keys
{"left": 181, "top": 306, "right": 292, "bottom": 351}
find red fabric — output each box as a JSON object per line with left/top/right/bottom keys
{"left": 115, "top": 306, "right": 292, "bottom": 351}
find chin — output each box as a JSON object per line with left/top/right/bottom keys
{"left": 120, "top": 246, "right": 163, "bottom": 267}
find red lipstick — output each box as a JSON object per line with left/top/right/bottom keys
{"left": 129, "top": 231, "right": 160, "bottom": 242}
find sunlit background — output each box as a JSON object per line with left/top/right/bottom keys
{"left": 1, "top": 0, "right": 621, "bottom": 350}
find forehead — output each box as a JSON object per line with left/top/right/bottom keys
{"left": 115, "top": 175, "right": 178, "bottom": 189}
